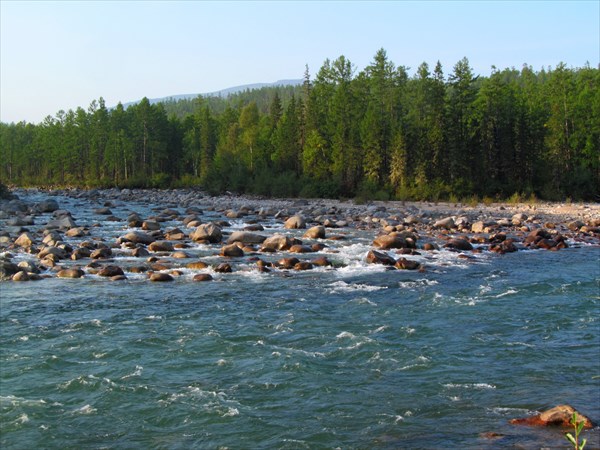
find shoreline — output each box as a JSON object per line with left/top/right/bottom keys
{"left": 9, "top": 187, "right": 600, "bottom": 223}
{"left": 1, "top": 187, "right": 599, "bottom": 283}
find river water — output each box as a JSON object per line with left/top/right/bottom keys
{"left": 1, "top": 191, "right": 599, "bottom": 449}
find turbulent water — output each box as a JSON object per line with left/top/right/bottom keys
{"left": 1, "top": 192, "right": 599, "bottom": 449}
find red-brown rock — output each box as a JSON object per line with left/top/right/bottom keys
{"left": 193, "top": 273, "right": 213, "bottom": 282}
{"left": 366, "top": 250, "right": 396, "bottom": 266}
{"left": 510, "top": 405, "right": 593, "bottom": 428}
{"left": 394, "top": 258, "right": 421, "bottom": 270}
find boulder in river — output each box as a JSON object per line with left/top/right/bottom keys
{"left": 284, "top": 215, "right": 306, "bottom": 229}
{"left": 510, "top": 404, "right": 593, "bottom": 428}
{"left": 226, "top": 231, "right": 266, "bottom": 245}
{"left": 14, "top": 232, "right": 36, "bottom": 248}
{"left": 366, "top": 250, "right": 396, "bottom": 266}
{"left": 46, "top": 215, "right": 77, "bottom": 229}
{"left": 220, "top": 243, "right": 244, "bottom": 257}
{"left": 90, "top": 247, "right": 112, "bottom": 259}
{"left": 190, "top": 223, "right": 222, "bottom": 243}
{"left": 149, "top": 272, "right": 174, "bottom": 282}
{"left": 294, "top": 261, "right": 313, "bottom": 271}
{"left": 394, "top": 258, "right": 421, "bottom": 270}
{"left": 1, "top": 260, "right": 20, "bottom": 281}
{"left": 444, "top": 238, "right": 474, "bottom": 251}
{"left": 193, "top": 273, "right": 213, "bottom": 282}
{"left": 214, "top": 262, "right": 232, "bottom": 273}
{"left": 148, "top": 241, "right": 174, "bottom": 252}
{"left": 57, "top": 268, "right": 85, "bottom": 279}
{"left": 12, "top": 270, "right": 30, "bottom": 282}
{"left": 433, "top": 217, "right": 455, "bottom": 229}
{"left": 373, "top": 232, "right": 416, "bottom": 250}
{"left": 35, "top": 199, "right": 60, "bottom": 213}
{"left": 276, "top": 257, "right": 300, "bottom": 269}
{"left": 98, "top": 265, "right": 125, "bottom": 277}
{"left": 123, "top": 231, "right": 156, "bottom": 245}
{"left": 261, "top": 234, "right": 294, "bottom": 251}
{"left": 303, "top": 225, "right": 326, "bottom": 239}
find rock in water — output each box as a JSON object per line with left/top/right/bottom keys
{"left": 366, "top": 250, "right": 396, "bottom": 266}
{"left": 444, "top": 238, "right": 474, "bottom": 251}
{"left": 220, "top": 243, "right": 244, "bottom": 257}
{"left": 226, "top": 231, "right": 266, "bottom": 245}
{"left": 303, "top": 226, "right": 326, "bottom": 239}
{"left": 57, "top": 268, "right": 85, "bottom": 279}
{"left": 510, "top": 404, "right": 593, "bottom": 428}
{"left": 149, "top": 272, "right": 174, "bottom": 282}
{"left": 190, "top": 223, "right": 222, "bottom": 243}
{"left": 193, "top": 273, "right": 213, "bottom": 282}
{"left": 261, "top": 234, "right": 294, "bottom": 251}
{"left": 123, "top": 231, "right": 156, "bottom": 245}
{"left": 98, "top": 265, "right": 125, "bottom": 277}
{"left": 284, "top": 215, "right": 306, "bottom": 229}
{"left": 433, "top": 217, "right": 455, "bottom": 229}
{"left": 15, "top": 232, "right": 36, "bottom": 248}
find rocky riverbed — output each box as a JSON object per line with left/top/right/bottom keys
{"left": 1, "top": 188, "right": 599, "bottom": 282}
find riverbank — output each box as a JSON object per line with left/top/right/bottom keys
{"left": 1, "top": 187, "right": 599, "bottom": 282}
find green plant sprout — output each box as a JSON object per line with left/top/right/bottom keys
{"left": 565, "top": 412, "right": 587, "bottom": 450}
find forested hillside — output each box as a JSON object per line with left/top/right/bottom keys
{"left": 1, "top": 49, "right": 598, "bottom": 201}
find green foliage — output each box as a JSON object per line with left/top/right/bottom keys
{"left": 149, "top": 172, "right": 171, "bottom": 189}
{"left": 355, "top": 179, "right": 390, "bottom": 202}
{"left": 1, "top": 53, "right": 598, "bottom": 201}
{"left": 565, "top": 412, "right": 587, "bottom": 450}
{"left": 173, "top": 174, "right": 202, "bottom": 189}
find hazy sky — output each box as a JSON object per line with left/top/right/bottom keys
{"left": 1, "top": 0, "right": 598, "bottom": 124}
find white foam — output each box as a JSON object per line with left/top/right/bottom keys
{"left": 495, "top": 289, "right": 518, "bottom": 298}
{"left": 336, "top": 331, "right": 356, "bottom": 340}
{"left": 0, "top": 395, "right": 46, "bottom": 407}
{"left": 398, "top": 279, "right": 439, "bottom": 289}
{"left": 222, "top": 407, "right": 239, "bottom": 417}
{"left": 121, "top": 365, "right": 143, "bottom": 379}
{"left": 370, "top": 325, "right": 389, "bottom": 334}
{"left": 444, "top": 382, "right": 496, "bottom": 390}
{"left": 73, "top": 404, "right": 96, "bottom": 415}
{"left": 327, "top": 280, "right": 387, "bottom": 294}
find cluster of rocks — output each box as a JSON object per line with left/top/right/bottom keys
{"left": 1, "top": 189, "right": 599, "bottom": 283}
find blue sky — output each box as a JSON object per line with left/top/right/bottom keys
{"left": 1, "top": 0, "right": 598, "bottom": 124}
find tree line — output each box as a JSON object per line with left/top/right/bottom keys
{"left": 1, "top": 49, "right": 598, "bottom": 201}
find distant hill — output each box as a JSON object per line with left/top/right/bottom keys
{"left": 121, "top": 79, "right": 303, "bottom": 109}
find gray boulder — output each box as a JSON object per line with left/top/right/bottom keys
{"left": 226, "top": 231, "right": 266, "bottom": 245}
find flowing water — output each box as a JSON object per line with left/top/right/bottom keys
{"left": 1, "top": 192, "right": 599, "bottom": 449}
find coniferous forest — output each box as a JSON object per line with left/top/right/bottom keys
{"left": 1, "top": 50, "right": 598, "bottom": 201}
